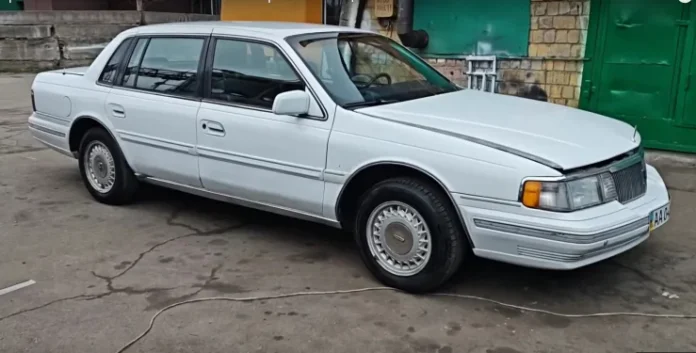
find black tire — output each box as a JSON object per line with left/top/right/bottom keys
{"left": 78, "top": 127, "right": 138, "bottom": 205}
{"left": 354, "top": 177, "right": 467, "bottom": 293}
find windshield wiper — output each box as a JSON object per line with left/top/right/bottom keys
{"left": 343, "top": 99, "right": 398, "bottom": 109}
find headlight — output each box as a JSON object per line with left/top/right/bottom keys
{"left": 521, "top": 173, "right": 617, "bottom": 211}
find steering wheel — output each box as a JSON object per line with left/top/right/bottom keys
{"left": 352, "top": 73, "right": 393, "bottom": 88}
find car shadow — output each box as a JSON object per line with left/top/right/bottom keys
{"left": 119, "top": 183, "right": 689, "bottom": 314}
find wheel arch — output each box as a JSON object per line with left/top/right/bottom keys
{"left": 68, "top": 115, "right": 134, "bottom": 169}
{"left": 334, "top": 160, "right": 472, "bottom": 246}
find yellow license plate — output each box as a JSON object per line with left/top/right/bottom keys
{"left": 649, "top": 203, "right": 670, "bottom": 232}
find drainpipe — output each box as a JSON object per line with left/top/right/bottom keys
{"left": 339, "top": 0, "right": 360, "bottom": 28}
{"left": 396, "top": 0, "right": 428, "bottom": 49}
{"left": 354, "top": 0, "right": 367, "bottom": 28}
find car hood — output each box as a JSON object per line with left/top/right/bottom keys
{"left": 357, "top": 90, "right": 640, "bottom": 171}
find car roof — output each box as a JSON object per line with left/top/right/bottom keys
{"left": 129, "top": 21, "right": 374, "bottom": 39}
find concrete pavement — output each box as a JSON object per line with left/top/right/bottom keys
{"left": 1, "top": 74, "right": 696, "bottom": 353}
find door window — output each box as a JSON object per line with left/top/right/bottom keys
{"left": 209, "top": 39, "right": 304, "bottom": 109}
{"left": 128, "top": 37, "right": 205, "bottom": 98}
{"left": 98, "top": 38, "right": 132, "bottom": 85}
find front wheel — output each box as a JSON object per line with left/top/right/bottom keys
{"left": 78, "top": 127, "right": 138, "bottom": 205}
{"left": 354, "top": 177, "right": 467, "bottom": 293}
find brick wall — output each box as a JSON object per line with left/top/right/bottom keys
{"left": 359, "top": 0, "right": 590, "bottom": 108}
{"left": 497, "top": 0, "right": 590, "bottom": 107}
{"left": 427, "top": 59, "right": 468, "bottom": 88}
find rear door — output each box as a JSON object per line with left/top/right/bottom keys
{"left": 105, "top": 35, "right": 209, "bottom": 187}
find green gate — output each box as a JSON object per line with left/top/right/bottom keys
{"left": 0, "top": 0, "right": 22, "bottom": 11}
{"left": 581, "top": 0, "right": 696, "bottom": 153}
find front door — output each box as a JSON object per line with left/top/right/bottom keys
{"left": 196, "top": 37, "right": 329, "bottom": 216}
{"left": 581, "top": 0, "right": 696, "bottom": 152}
{"left": 106, "top": 36, "right": 207, "bottom": 187}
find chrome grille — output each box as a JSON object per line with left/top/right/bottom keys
{"left": 612, "top": 160, "right": 647, "bottom": 203}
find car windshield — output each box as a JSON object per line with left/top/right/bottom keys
{"left": 287, "top": 33, "right": 460, "bottom": 109}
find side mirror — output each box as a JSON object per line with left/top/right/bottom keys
{"left": 272, "top": 90, "right": 310, "bottom": 116}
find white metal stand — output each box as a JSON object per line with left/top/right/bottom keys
{"left": 465, "top": 55, "right": 497, "bottom": 93}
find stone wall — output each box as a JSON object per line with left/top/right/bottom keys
{"left": 24, "top": 0, "right": 196, "bottom": 13}
{"left": 0, "top": 11, "right": 218, "bottom": 72}
{"left": 358, "top": 0, "right": 590, "bottom": 107}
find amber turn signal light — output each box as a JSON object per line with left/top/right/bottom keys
{"left": 522, "top": 181, "right": 542, "bottom": 208}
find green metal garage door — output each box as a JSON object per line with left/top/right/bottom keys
{"left": 581, "top": 0, "right": 696, "bottom": 153}
{"left": 0, "top": 0, "right": 22, "bottom": 10}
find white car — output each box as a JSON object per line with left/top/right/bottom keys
{"left": 28, "top": 22, "right": 671, "bottom": 292}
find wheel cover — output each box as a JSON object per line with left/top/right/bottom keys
{"left": 83, "top": 141, "right": 116, "bottom": 194}
{"left": 366, "top": 201, "right": 432, "bottom": 277}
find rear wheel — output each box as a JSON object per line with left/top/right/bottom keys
{"left": 78, "top": 127, "right": 138, "bottom": 205}
{"left": 354, "top": 177, "right": 467, "bottom": 293}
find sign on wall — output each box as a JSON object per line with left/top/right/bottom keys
{"left": 374, "top": 0, "right": 394, "bottom": 18}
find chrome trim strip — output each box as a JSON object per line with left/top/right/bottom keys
{"left": 473, "top": 217, "right": 649, "bottom": 245}
{"left": 457, "top": 193, "right": 521, "bottom": 207}
{"left": 35, "top": 111, "right": 71, "bottom": 125}
{"left": 359, "top": 113, "right": 564, "bottom": 170}
{"left": 197, "top": 146, "right": 323, "bottom": 181}
{"left": 28, "top": 122, "right": 66, "bottom": 138}
{"left": 120, "top": 136, "right": 191, "bottom": 155}
{"left": 110, "top": 85, "right": 202, "bottom": 102}
{"left": 517, "top": 233, "right": 648, "bottom": 262}
{"left": 141, "top": 176, "right": 341, "bottom": 228}
{"left": 117, "top": 131, "right": 194, "bottom": 154}
{"left": 197, "top": 146, "right": 322, "bottom": 173}
{"left": 201, "top": 98, "right": 274, "bottom": 114}
{"left": 33, "top": 138, "right": 72, "bottom": 157}
{"left": 324, "top": 169, "right": 347, "bottom": 177}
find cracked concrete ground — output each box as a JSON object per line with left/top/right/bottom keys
{"left": 1, "top": 73, "right": 696, "bottom": 353}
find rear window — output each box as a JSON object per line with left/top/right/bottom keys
{"left": 131, "top": 37, "right": 205, "bottom": 97}
{"left": 98, "top": 38, "right": 132, "bottom": 85}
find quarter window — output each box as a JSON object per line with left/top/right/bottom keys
{"left": 98, "top": 38, "right": 132, "bottom": 85}
{"left": 130, "top": 37, "right": 205, "bottom": 97}
{"left": 121, "top": 38, "right": 148, "bottom": 87}
{"left": 209, "top": 39, "right": 304, "bottom": 109}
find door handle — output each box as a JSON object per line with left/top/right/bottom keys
{"left": 202, "top": 120, "right": 225, "bottom": 136}
{"left": 108, "top": 103, "right": 126, "bottom": 118}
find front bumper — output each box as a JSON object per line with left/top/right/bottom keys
{"left": 455, "top": 164, "right": 670, "bottom": 270}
